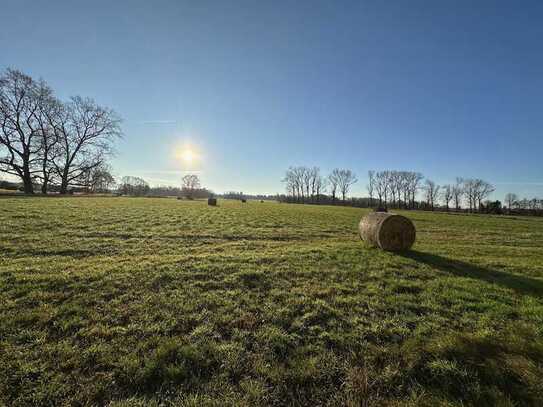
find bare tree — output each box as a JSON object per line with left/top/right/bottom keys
{"left": 328, "top": 169, "right": 340, "bottom": 203}
{"left": 35, "top": 96, "right": 63, "bottom": 193}
{"left": 390, "top": 171, "right": 405, "bottom": 209}
{"left": 337, "top": 169, "right": 358, "bottom": 202}
{"left": 302, "top": 167, "right": 312, "bottom": 202}
{"left": 282, "top": 167, "right": 296, "bottom": 199}
{"left": 505, "top": 193, "right": 518, "bottom": 211}
{"left": 399, "top": 171, "right": 411, "bottom": 209}
{"left": 182, "top": 173, "right": 201, "bottom": 198}
{"left": 462, "top": 179, "right": 477, "bottom": 212}
{"left": 0, "top": 69, "right": 52, "bottom": 193}
{"left": 407, "top": 172, "right": 424, "bottom": 209}
{"left": 374, "top": 170, "right": 390, "bottom": 208}
{"left": 441, "top": 184, "right": 453, "bottom": 211}
{"left": 290, "top": 166, "right": 306, "bottom": 202}
{"left": 452, "top": 178, "right": 464, "bottom": 211}
{"left": 424, "top": 179, "right": 440, "bottom": 210}
{"left": 367, "top": 170, "right": 375, "bottom": 207}
{"left": 119, "top": 176, "right": 149, "bottom": 196}
{"left": 308, "top": 166, "right": 320, "bottom": 202}
{"left": 85, "top": 164, "right": 115, "bottom": 193}
{"left": 52, "top": 96, "right": 121, "bottom": 194}
{"left": 476, "top": 180, "right": 495, "bottom": 211}
{"left": 315, "top": 173, "right": 327, "bottom": 202}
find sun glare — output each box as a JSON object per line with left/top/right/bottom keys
{"left": 174, "top": 143, "right": 202, "bottom": 168}
{"left": 181, "top": 149, "right": 195, "bottom": 163}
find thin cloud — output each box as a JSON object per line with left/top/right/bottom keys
{"left": 140, "top": 120, "right": 177, "bottom": 125}
{"left": 494, "top": 181, "right": 543, "bottom": 186}
{"left": 129, "top": 170, "right": 204, "bottom": 176}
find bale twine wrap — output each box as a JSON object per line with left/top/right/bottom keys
{"left": 208, "top": 197, "right": 217, "bottom": 206}
{"left": 359, "top": 212, "right": 416, "bottom": 251}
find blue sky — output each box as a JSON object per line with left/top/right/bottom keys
{"left": 2, "top": 0, "right": 542, "bottom": 199}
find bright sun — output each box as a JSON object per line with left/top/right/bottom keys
{"left": 181, "top": 149, "right": 195, "bottom": 163}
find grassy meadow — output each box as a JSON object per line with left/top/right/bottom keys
{"left": 1, "top": 197, "right": 543, "bottom": 406}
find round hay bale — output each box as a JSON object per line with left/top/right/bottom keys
{"left": 208, "top": 197, "right": 217, "bottom": 206}
{"left": 358, "top": 212, "right": 415, "bottom": 251}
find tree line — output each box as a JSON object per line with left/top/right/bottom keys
{"left": 504, "top": 193, "right": 543, "bottom": 215}
{"left": 0, "top": 68, "right": 121, "bottom": 194}
{"left": 367, "top": 171, "right": 495, "bottom": 212}
{"left": 282, "top": 166, "right": 358, "bottom": 203}
{"left": 117, "top": 173, "right": 212, "bottom": 199}
{"left": 280, "top": 166, "right": 516, "bottom": 214}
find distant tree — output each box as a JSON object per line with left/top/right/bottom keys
{"left": 452, "top": 178, "right": 464, "bottom": 211}
{"left": 407, "top": 172, "right": 424, "bottom": 209}
{"left": 424, "top": 179, "right": 440, "bottom": 210}
{"left": 505, "top": 193, "right": 518, "bottom": 211}
{"left": 181, "top": 173, "right": 201, "bottom": 198}
{"left": 476, "top": 180, "right": 495, "bottom": 211}
{"left": 389, "top": 171, "right": 402, "bottom": 208}
{"left": 462, "top": 179, "right": 476, "bottom": 212}
{"left": 86, "top": 165, "right": 115, "bottom": 193}
{"left": 282, "top": 166, "right": 308, "bottom": 202}
{"left": 398, "top": 171, "right": 411, "bottom": 209}
{"left": 328, "top": 169, "right": 341, "bottom": 203}
{"left": 442, "top": 184, "right": 453, "bottom": 211}
{"left": 119, "top": 176, "right": 149, "bottom": 196}
{"left": 337, "top": 169, "right": 358, "bottom": 202}
{"left": 461, "top": 178, "right": 494, "bottom": 212}
{"left": 314, "top": 174, "right": 327, "bottom": 203}
{"left": 367, "top": 170, "right": 375, "bottom": 207}
{"left": 374, "top": 171, "right": 389, "bottom": 208}
{"left": 282, "top": 167, "right": 296, "bottom": 200}
{"left": 302, "top": 167, "right": 312, "bottom": 202}
{"left": 308, "top": 166, "right": 320, "bottom": 202}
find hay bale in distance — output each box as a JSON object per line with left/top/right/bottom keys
{"left": 359, "top": 212, "right": 415, "bottom": 251}
{"left": 208, "top": 197, "right": 217, "bottom": 206}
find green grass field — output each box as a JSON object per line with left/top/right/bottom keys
{"left": 1, "top": 197, "right": 543, "bottom": 406}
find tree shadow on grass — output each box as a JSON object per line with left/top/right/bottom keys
{"left": 400, "top": 250, "right": 543, "bottom": 298}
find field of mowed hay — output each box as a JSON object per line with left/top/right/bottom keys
{"left": 1, "top": 197, "right": 543, "bottom": 406}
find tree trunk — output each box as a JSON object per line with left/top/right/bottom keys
{"left": 22, "top": 163, "right": 34, "bottom": 194}
{"left": 60, "top": 168, "right": 69, "bottom": 194}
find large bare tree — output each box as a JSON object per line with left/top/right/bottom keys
{"left": 0, "top": 69, "right": 121, "bottom": 194}
{"left": 0, "top": 69, "right": 53, "bottom": 193}
{"left": 52, "top": 96, "right": 121, "bottom": 194}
